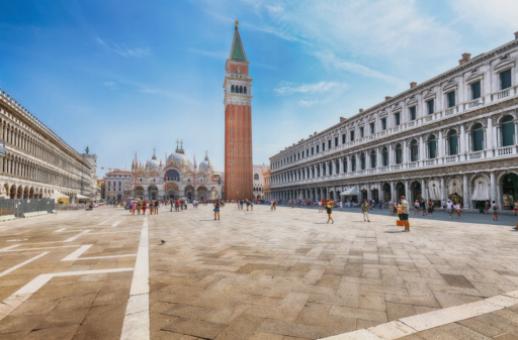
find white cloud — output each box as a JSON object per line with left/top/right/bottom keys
{"left": 95, "top": 37, "right": 150, "bottom": 58}
{"left": 274, "top": 81, "right": 346, "bottom": 96}
{"left": 450, "top": 0, "right": 518, "bottom": 35}
{"left": 314, "top": 51, "right": 404, "bottom": 87}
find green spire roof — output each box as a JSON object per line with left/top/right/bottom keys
{"left": 230, "top": 19, "right": 247, "bottom": 62}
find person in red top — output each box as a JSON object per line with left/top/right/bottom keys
{"left": 142, "top": 200, "right": 147, "bottom": 215}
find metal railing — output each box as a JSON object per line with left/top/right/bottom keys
{"left": 0, "top": 198, "right": 54, "bottom": 217}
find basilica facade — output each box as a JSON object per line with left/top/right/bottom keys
{"left": 124, "top": 143, "right": 223, "bottom": 202}
{"left": 270, "top": 33, "right": 518, "bottom": 211}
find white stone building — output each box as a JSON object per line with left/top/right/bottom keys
{"left": 104, "top": 169, "right": 133, "bottom": 203}
{"left": 270, "top": 33, "right": 518, "bottom": 211}
{"left": 0, "top": 89, "right": 94, "bottom": 200}
{"left": 113, "top": 142, "right": 224, "bottom": 202}
{"left": 253, "top": 164, "right": 269, "bottom": 200}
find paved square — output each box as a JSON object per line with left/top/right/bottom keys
{"left": 1, "top": 206, "right": 518, "bottom": 339}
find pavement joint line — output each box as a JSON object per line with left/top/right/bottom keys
{"left": 1, "top": 245, "right": 80, "bottom": 252}
{"left": 112, "top": 220, "right": 121, "bottom": 228}
{"left": 0, "top": 252, "right": 49, "bottom": 277}
{"left": 61, "top": 244, "right": 92, "bottom": 261}
{"left": 0, "top": 267, "right": 133, "bottom": 322}
{"left": 88, "top": 230, "right": 140, "bottom": 235}
{"left": 120, "top": 216, "right": 149, "bottom": 340}
{"left": 5, "top": 239, "right": 27, "bottom": 242}
{"left": 53, "top": 227, "right": 67, "bottom": 233}
{"left": 0, "top": 244, "right": 20, "bottom": 252}
{"left": 319, "top": 290, "right": 518, "bottom": 339}
{"left": 63, "top": 229, "right": 91, "bottom": 243}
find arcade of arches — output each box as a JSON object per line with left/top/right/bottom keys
{"left": 271, "top": 169, "right": 518, "bottom": 210}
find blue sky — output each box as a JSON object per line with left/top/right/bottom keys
{"left": 0, "top": 0, "right": 517, "bottom": 175}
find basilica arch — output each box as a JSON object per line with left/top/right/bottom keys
{"left": 197, "top": 186, "right": 208, "bottom": 201}
{"left": 165, "top": 182, "right": 179, "bottom": 199}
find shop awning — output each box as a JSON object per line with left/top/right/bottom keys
{"left": 341, "top": 187, "right": 359, "bottom": 196}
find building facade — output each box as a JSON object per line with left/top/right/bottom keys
{"left": 270, "top": 33, "right": 518, "bottom": 211}
{"left": 224, "top": 20, "right": 253, "bottom": 201}
{"left": 104, "top": 169, "right": 132, "bottom": 203}
{"left": 0, "top": 89, "right": 94, "bottom": 201}
{"left": 105, "top": 143, "right": 223, "bottom": 202}
{"left": 252, "top": 164, "right": 269, "bottom": 200}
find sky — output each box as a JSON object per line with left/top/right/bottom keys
{"left": 0, "top": 0, "right": 517, "bottom": 176}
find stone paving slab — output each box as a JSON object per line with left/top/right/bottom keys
{"left": 2, "top": 205, "right": 518, "bottom": 339}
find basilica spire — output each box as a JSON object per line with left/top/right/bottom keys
{"left": 229, "top": 19, "right": 247, "bottom": 62}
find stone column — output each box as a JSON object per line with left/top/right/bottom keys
{"left": 487, "top": 117, "right": 494, "bottom": 155}
{"left": 421, "top": 179, "right": 427, "bottom": 200}
{"left": 419, "top": 136, "right": 425, "bottom": 161}
{"left": 405, "top": 180, "right": 411, "bottom": 202}
{"left": 462, "top": 174, "right": 469, "bottom": 209}
{"left": 376, "top": 148, "right": 382, "bottom": 169}
{"left": 402, "top": 141, "right": 408, "bottom": 164}
{"left": 490, "top": 172, "right": 496, "bottom": 203}
{"left": 440, "top": 177, "right": 447, "bottom": 203}
{"left": 438, "top": 130, "right": 444, "bottom": 159}
{"left": 390, "top": 182, "right": 396, "bottom": 203}
{"left": 388, "top": 144, "right": 394, "bottom": 165}
{"left": 459, "top": 124, "right": 466, "bottom": 155}
{"left": 339, "top": 157, "right": 344, "bottom": 174}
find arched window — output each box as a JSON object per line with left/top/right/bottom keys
{"left": 427, "top": 135, "right": 437, "bottom": 159}
{"left": 335, "top": 159, "right": 340, "bottom": 173}
{"left": 359, "top": 153, "right": 366, "bottom": 170}
{"left": 244, "top": 86, "right": 247, "bottom": 94}
{"left": 410, "top": 140, "right": 419, "bottom": 162}
{"left": 382, "top": 147, "right": 388, "bottom": 166}
{"left": 501, "top": 115, "right": 515, "bottom": 147}
{"left": 231, "top": 85, "right": 235, "bottom": 93}
{"left": 351, "top": 156, "right": 356, "bottom": 172}
{"left": 254, "top": 173, "right": 259, "bottom": 180}
{"left": 322, "top": 163, "right": 326, "bottom": 176}
{"left": 239, "top": 86, "right": 243, "bottom": 93}
{"left": 447, "top": 129, "right": 458, "bottom": 155}
{"left": 164, "top": 169, "right": 180, "bottom": 181}
{"left": 395, "top": 144, "right": 403, "bottom": 164}
{"left": 370, "top": 150, "right": 377, "bottom": 168}
{"left": 342, "top": 158, "right": 347, "bottom": 173}
{"left": 471, "top": 123, "right": 484, "bottom": 151}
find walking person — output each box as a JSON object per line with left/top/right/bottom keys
{"left": 137, "top": 200, "right": 142, "bottom": 215}
{"left": 154, "top": 200, "right": 159, "bottom": 215}
{"left": 213, "top": 200, "right": 221, "bottom": 221}
{"left": 271, "top": 200, "right": 277, "bottom": 211}
{"left": 326, "top": 199, "right": 335, "bottom": 224}
{"left": 142, "top": 200, "right": 147, "bottom": 215}
{"left": 398, "top": 195, "right": 410, "bottom": 232}
{"left": 492, "top": 201, "right": 499, "bottom": 221}
{"left": 361, "top": 199, "right": 370, "bottom": 222}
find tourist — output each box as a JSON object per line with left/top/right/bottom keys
{"left": 213, "top": 200, "right": 221, "bottom": 220}
{"left": 154, "top": 200, "right": 159, "bottom": 215}
{"left": 326, "top": 199, "right": 334, "bottom": 224}
{"left": 361, "top": 199, "right": 370, "bottom": 222}
{"left": 420, "top": 199, "right": 427, "bottom": 216}
{"left": 398, "top": 195, "right": 410, "bottom": 232}
{"left": 414, "top": 199, "right": 420, "bottom": 215}
{"left": 137, "top": 200, "right": 142, "bottom": 215}
{"left": 175, "top": 199, "right": 180, "bottom": 212}
{"left": 142, "top": 200, "right": 147, "bottom": 215}
{"left": 130, "top": 201, "right": 136, "bottom": 215}
{"left": 245, "top": 199, "right": 251, "bottom": 211}
{"left": 271, "top": 200, "right": 277, "bottom": 211}
{"left": 492, "top": 201, "right": 499, "bottom": 221}
{"left": 484, "top": 200, "right": 490, "bottom": 214}
{"left": 318, "top": 199, "right": 324, "bottom": 213}
{"left": 170, "top": 199, "right": 173, "bottom": 212}
{"left": 454, "top": 202, "right": 462, "bottom": 218}
{"left": 427, "top": 199, "right": 434, "bottom": 215}
{"left": 446, "top": 199, "right": 453, "bottom": 217}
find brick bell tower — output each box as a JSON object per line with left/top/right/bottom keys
{"left": 224, "top": 19, "right": 253, "bottom": 201}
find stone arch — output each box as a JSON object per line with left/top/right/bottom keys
{"left": 382, "top": 182, "right": 391, "bottom": 202}
{"left": 184, "top": 185, "right": 194, "bottom": 201}
{"left": 471, "top": 174, "right": 490, "bottom": 207}
{"left": 23, "top": 186, "right": 29, "bottom": 199}
{"left": 29, "top": 187, "right": 34, "bottom": 199}
{"left": 16, "top": 185, "right": 23, "bottom": 199}
{"left": 410, "top": 181, "right": 422, "bottom": 202}
{"left": 500, "top": 172, "right": 518, "bottom": 210}
{"left": 396, "top": 182, "right": 405, "bottom": 199}
{"left": 197, "top": 186, "right": 208, "bottom": 201}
